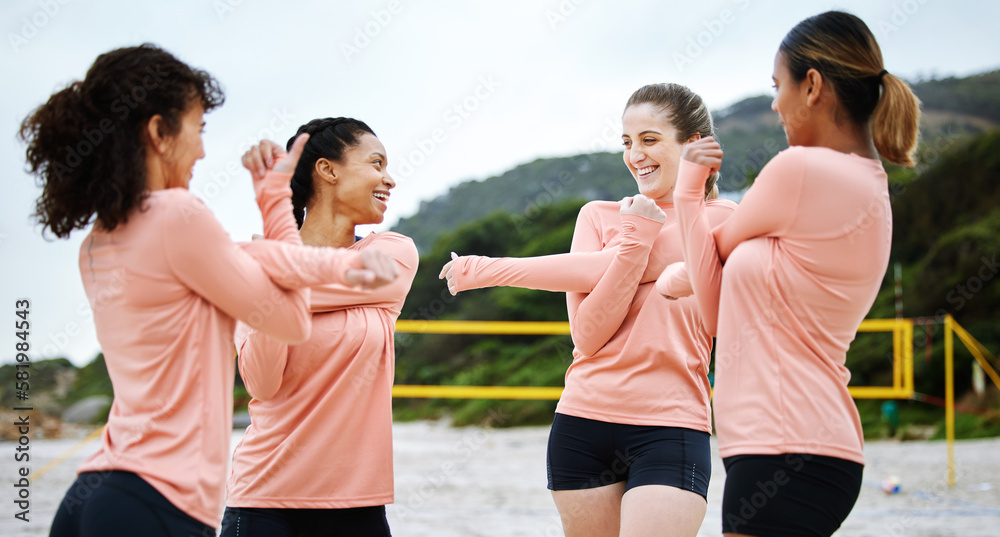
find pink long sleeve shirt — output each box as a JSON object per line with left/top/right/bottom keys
{"left": 674, "top": 147, "right": 891, "bottom": 464}
{"left": 227, "top": 232, "right": 418, "bottom": 508}
{"left": 75, "top": 171, "right": 364, "bottom": 527}
{"left": 453, "top": 200, "right": 735, "bottom": 430}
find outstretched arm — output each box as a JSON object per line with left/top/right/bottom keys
{"left": 444, "top": 245, "right": 680, "bottom": 294}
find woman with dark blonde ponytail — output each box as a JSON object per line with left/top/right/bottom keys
{"left": 667, "top": 10, "right": 921, "bottom": 537}
{"left": 440, "top": 83, "right": 736, "bottom": 536}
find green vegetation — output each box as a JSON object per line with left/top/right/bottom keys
{"left": 911, "top": 70, "right": 1000, "bottom": 124}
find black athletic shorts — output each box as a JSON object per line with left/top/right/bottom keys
{"left": 220, "top": 505, "right": 391, "bottom": 537}
{"left": 546, "top": 412, "right": 711, "bottom": 499}
{"left": 49, "top": 470, "right": 215, "bottom": 537}
{"left": 721, "top": 453, "right": 864, "bottom": 537}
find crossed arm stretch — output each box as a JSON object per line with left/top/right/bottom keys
{"left": 450, "top": 202, "right": 735, "bottom": 355}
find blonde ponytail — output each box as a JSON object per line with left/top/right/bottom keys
{"left": 873, "top": 73, "right": 921, "bottom": 167}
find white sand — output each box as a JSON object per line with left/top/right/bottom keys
{"left": 2, "top": 421, "right": 998, "bottom": 536}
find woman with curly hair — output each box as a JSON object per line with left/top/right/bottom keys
{"left": 21, "top": 44, "right": 398, "bottom": 536}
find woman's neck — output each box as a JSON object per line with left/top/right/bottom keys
{"left": 809, "top": 110, "right": 880, "bottom": 160}
{"left": 299, "top": 210, "right": 357, "bottom": 248}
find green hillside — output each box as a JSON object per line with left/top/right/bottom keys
{"left": 394, "top": 71, "right": 1000, "bottom": 252}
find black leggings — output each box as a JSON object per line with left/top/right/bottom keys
{"left": 721, "top": 454, "right": 863, "bottom": 537}
{"left": 49, "top": 471, "right": 215, "bottom": 537}
{"left": 546, "top": 413, "right": 711, "bottom": 498}
{"left": 220, "top": 506, "right": 391, "bottom": 537}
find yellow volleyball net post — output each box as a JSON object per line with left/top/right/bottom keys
{"left": 945, "top": 314, "right": 1000, "bottom": 488}
{"left": 849, "top": 318, "right": 915, "bottom": 400}
{"left": 944, "top": 315, "right": 955, "bottom": 488}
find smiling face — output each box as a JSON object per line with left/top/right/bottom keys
{"left": 621, "top": 102, "right": 685, "bottom": 203}
{"left": 323, "top": 133, "right": 395, "bottom": 225}
{"left": 163, "top": 100, "right": 206, "bottom": 189}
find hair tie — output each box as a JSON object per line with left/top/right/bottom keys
{"left": 878, "top": 69, "right": 888, "bottom": 81}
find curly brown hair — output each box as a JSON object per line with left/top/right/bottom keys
{"left": 19, "top": 43, "right": 225, "bottom": 238}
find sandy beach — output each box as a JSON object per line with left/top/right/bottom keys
{"left": 2, "top": 420, "right": 998, "bottom": 536}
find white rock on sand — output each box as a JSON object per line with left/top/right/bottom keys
{"left": 1, "top": 421, "right": 998, "bottom": 536}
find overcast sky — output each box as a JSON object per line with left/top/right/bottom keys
{"left": 3, "top": 0, "right": 999, "bottom": 366}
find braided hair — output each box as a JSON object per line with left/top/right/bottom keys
{"left": 286, "top": 118, "right": 375, "bottom": 228}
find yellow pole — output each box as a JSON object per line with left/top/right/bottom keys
{"left": 29, "top": 425, "right": 105, "bottom": 482}
{"left": 952, "top": 322, "right": 1000, "bottom": 392}
{"left": 892, "top": 319, "right": 904, "bottom": 388}
{"left": 944, "top": 314, "right": 955, "bottom": 488}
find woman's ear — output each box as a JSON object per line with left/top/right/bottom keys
{"left": 315, "top": 158, "right": 338, "bottom": 185}
{"left": 687, "top": 134, "right": 702, "bottom": 143}
{"left": 804, "top": 68, "right": 825, "bottom": 108}
{"left": 145, "top": 115, "right": 169, "bottom": 154}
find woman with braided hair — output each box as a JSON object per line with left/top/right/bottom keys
{"left": 222, "top": 117, "right": 418, "bottom": 537}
